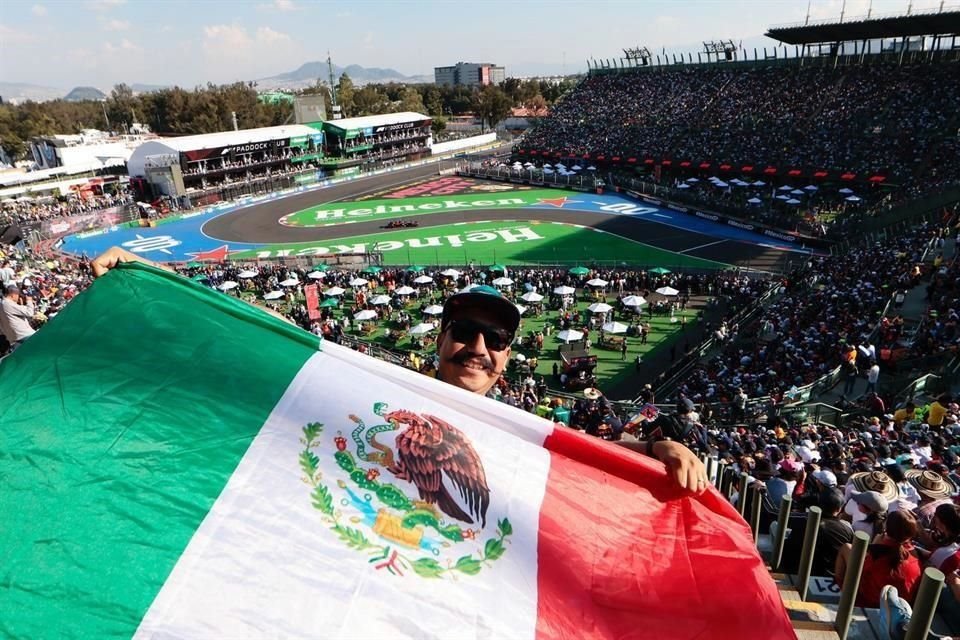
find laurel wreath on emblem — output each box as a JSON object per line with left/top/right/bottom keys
{"left": 298, "top": 404, "right": 512, "bottom": 579}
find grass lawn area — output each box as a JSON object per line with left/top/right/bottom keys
{"left": 231, "top": 220, "right": 731, "bottom": 271}
{"left": 241, "top": 285, "right": 701, "bottom": 393}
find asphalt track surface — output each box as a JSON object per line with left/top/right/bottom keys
{"left": 202, "top": 163, "right": 795, "bottom": 273}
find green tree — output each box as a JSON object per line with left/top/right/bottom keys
{"left": 474, "top": 85, "right": 512, "bottom": 132}
{"left": 398, "top": 87, "right": 426, "bottom": 114}
{"left": 336, "top": 73, "right": 355, "bottom": 117}
{"left": 430, "top": 116, "right": 447, "bottom": 137}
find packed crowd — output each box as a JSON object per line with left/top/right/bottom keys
{"left": 0, "top": 190, "right": 133, "bottom": 226}
{"left": 521, "top": 63, "right": 958, "bottom": 181}
{"left": 717, "top": 391, "right": 960, "bottom": 628}
{"left": 676, "top": 222, "right": 946, "bottom": 404}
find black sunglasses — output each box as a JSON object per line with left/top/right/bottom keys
{"left": 446, "top": 319, "right": 513, "bottom": 351}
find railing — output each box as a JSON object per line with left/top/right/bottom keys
{"left": 457, "top": 163, "right": 602, "bottom": 191}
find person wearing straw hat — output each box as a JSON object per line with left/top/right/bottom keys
{"left": 907, "top": 469, "right": 958, "bottom": 529}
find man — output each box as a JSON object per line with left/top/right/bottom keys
{"left": 436, "top": 285, "right": 706, "bottom": 491}
{"left": 0, "top": 283, "right": 37, "bottom": 349}
{"left": 93, "top": 247, "right": 708, "bottom": 492}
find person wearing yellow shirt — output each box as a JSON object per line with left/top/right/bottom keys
{"left": 927, "top": 394, "right": 950, "bottom": 427}
{"left": 893, "top": 402, "right": 916, "bottom": 426}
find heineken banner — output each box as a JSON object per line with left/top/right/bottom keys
{"left": 0, "top": 264, "right": 793, "bottom": 639}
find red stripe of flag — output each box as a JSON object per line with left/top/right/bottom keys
{"left": 537, "top": 427, "right": 795, "bottom": 639}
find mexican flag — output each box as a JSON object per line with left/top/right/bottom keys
{"left": 1, "top": 264, "right": 794, "bottom": 639}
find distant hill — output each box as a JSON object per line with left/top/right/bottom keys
{"left": 0, "top": 81, "right": 64, "bottom": 104}
{"left": 257, "top": 62, "right": 432, "bottom": 90}
{"left": 64, "top": 86, "right": 107, "bottom": 102}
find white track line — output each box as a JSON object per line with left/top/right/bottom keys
{"left": 679, "top": 239, "right": 728, "bottom": 254}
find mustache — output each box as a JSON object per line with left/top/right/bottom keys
{"left": 449, "top": 349, "right": 496, "bottom": 371}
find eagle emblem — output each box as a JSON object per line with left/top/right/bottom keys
{"left": 298, "top": 403, "right": 512, "bottom": 579}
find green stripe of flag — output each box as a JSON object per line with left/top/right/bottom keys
{"left": 0, "top": 264, "right": 317, "bottom": 639}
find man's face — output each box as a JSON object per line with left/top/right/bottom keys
{"left": 437, "top": 305, "right": 512, "bottom": 395}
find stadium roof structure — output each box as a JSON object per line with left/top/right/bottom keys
{"left": 126, "top": 124, "right": 321, "bottom": 177}
{"left": 766, "top": 9, "right": 960, "bottom": 45}
{"left": 323, "top": 112, "right": 429, "bottom": 134}
{"left": 135, "top": 124, "right": 320, "bottom": 154}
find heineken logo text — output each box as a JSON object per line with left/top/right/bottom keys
{"left": 310, "top": 198, "right": 525, "bottom": 221}
{"left": 253, "top": 227, "right": 544, "bottom": 258}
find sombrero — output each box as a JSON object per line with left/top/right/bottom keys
{"left": 905, "top": 469, "right": 957, "bottom": 500}
{"left": 848, "top": 471, "right": 898, "bottom": 502}
{"left": 583, "top": 388, "right": 602, "bottom": 400}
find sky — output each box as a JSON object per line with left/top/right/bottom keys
{"left": 0, "top": 0, "right": 948, "bottom": 89}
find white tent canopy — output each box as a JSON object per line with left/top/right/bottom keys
{"left": 354, "top": 310, "right": 378, "bottom": 321}
{"left": 409, "top": 323, "right": 436, "bottom": 336}
{"left": 602, "top": 321, "right": 629, "bottom": 334}
{"left": 394, "top": 286, "right": 415, "bottom": 296}
{"left": 520, "top": 291, "right": 544, "bottom": 302}
{"left": 414, "top": 275, "right": 434, "bottom": 284}
{"left": 655, "top": 286, "right": 679, "bottom": 296}
{"left": 587, "top": 302, "right": 612, "bottom": 313}
{"left": 553, "top": 285, "right": 576, "bottom": 295}
{"left": 324, "top": 287, "right": 345, "bottom": 296}
{"left": 423, "top": 305, "right": 444, "bottom": 315}
{"left": 217, "top": 281, "right": 238, "bottom": 291}
{"left": 586, "top": 278, "right": 608, "bottom": 287}
{"left": 349, "top": 277, "right": 369, "bottom": 287}
{"left": 557, "top": 329, "right": 583, "bottom": 343}
{"left": 369, "top": 295, "right": 392, "bottom": 305}
{"left": 621, "top": 295, "right": 646, "bottom": 307}
{"left": 263, "top": 291, "right": 285, "bottom": 300}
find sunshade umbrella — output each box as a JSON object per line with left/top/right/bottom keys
{"left": 839, "top": 187, "right": 854, "bottom": 194}
{"left": 553, "top": 285, "right": 576, "bottom": 295}
{"left": 492, "top": 277, "right": 514, "bottom": 286}
{"left": 778, "top": 185, "right": 792, "bottom": 191}
{"left": 791, "top": 189, "right": 805, "bottom": 196}
{"left": 414, "top": 275, "right": 434, "bottom": 284}
{"left": 543, "top": 168, "right": 554, "bottom": 174}
{"left": 190, "top": 274, "right": 209, "bottom": 283}
{"left": 489, "top": 264, "right": 508, "bottom": 272}
{"left": 747, "top": 197, "right": 763, "bottom": 204}
{"left": 423, "top": 305, "right": 444, "bottom": 315}
{"left": 237, "top": 269, "right": 258, "bottom": 279}
{"left": 713, "top": 181, "right": 729, "bottom": 188}
{"left": 621, "top": 295, "right": 646, "bottom": 307}
{"left": 786, "top": 198, "right": 802, "bottom": 205}
{"left": 186, "top": 262, "right": 203, "bottom": 269}
{"left": 370, "top": 294, "right": 392, "bottom": 305}
{"left": 440, "top": 268, "right": 461, "bottom": 278}
{"left": 602, "top": 321, "right": 630, "bottom": 334}
{"left": 572, "top": 165, "right": 582, "bottom": 170}
{"left": 521, "top": 291, "right": 544, "bottom": 302}
{"left": 324, "top": 286, "right": 345, "bottom": 296}
{"left": 686, "top": 178, "right": 699, "bottom": 183}
{"left": 775, "top": 194, "right": 790, "bottom": 200}
{"left": 845, "top": 195, "right": 862, "bottom": 202}
{"left": 362, "top": 266, "right": 382, "bottom": 275}
{"left": 655, "top": 286, "right": 679, "bottom": 296}
{"left": 804, "top": 185, "right": 818, "bottom": 191}
{"left": 280, "top": 278, "right": 299, "bottom": 287}
{"left": 349, "top": 277, "right": 369, "bottom": 287}
{"left": 409, "top": 323, "right": 436, "bottom": 336}
{"left": 586, "top": 278, "right": 608, "bottom": 287}
{"left": 406, "top": 265, "right": 425, "bottom": 272}
{"left": 395, "top": 286, "right": 415, "bottom": 296}
{"left": 587, "top": 302, "right": 613, "bottom": 313}
{"left": 568, "top": 266, "right": 590, "bottom": 276}
{"left": 354, "top": 309, "right": 378, "bottom": 321}
{"left": 543, "top": 163, "right": 552, "bottom": 168}
{"left": 217, "top": 281, "right": 238, "bottom": 291}
{"left": 557, "top": 329, "right": 583, "bottom": 343}
{"left": 263, "top": 291, "right": 285, "bottom": 300}
{"left": 312, "top": 264, "right": 330, "bottom": 272}
{"left": 753, "top": 180, "right": 766, "bottom": 186}
{"left": 677, "top": 183, "right": 690, "bottom": 189}
{"left": 319, "top": 298, "right": 339, "bottom": 308}
{"left": 649, "top": 267, "right": 671, "bottom": 275}
{"left": 586, "top": 165, "right": 597, "bottom": 170}
{"left": 515, "top": 304, "right": 528, "bottom": 316}
{"left": 306, "top": 271, "right": 326, "bottom": 280}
